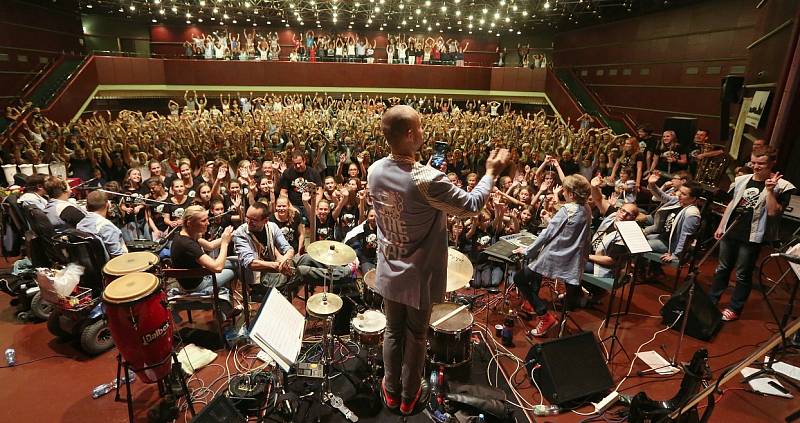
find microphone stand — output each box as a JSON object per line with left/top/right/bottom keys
{"left": 640, "top": 208, "right": 743, "bottom": 377}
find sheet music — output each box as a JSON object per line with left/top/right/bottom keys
{"left": 249, "top": 288, "right": 305, "bottom": 372}
{"left": 614, "top": 221, "right": 652, "bottom": 254}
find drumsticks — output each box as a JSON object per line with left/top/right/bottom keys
{"left": 431, "top": 304, "right": 468, "bottom": 327}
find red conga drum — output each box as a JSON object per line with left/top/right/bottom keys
{"left": 103, "top": 251, "right": 160, "bottom": 287}
{"left": 103, "top": 272, "right": 173, "bottom": 383}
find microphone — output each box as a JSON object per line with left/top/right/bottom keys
{"left": 770, "top": 252, "right": 800, "bottom": 264}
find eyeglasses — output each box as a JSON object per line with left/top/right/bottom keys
{"left": 618, "top": 209, "right": 635, "bottom": 218}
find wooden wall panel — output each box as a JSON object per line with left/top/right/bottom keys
{"left": 553, "top": 0, "right": 758, "bottom": 141}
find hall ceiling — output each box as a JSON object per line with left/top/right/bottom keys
{"left": 79, "top": 0, "right": 705, "bottom": 35}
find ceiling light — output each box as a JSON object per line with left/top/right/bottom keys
{"left": 425, "top": 1, "right": 431, "bottom": 6}
{"left": 428, "top": 26, "right": 432, "bottom": 31}
{"left": 86, "top": 4, "right": 92, "bottom": 8}
{"left": 468, "top": 23, "right": 473, "bottom": 28}
{"left": 493, "top": 12, "right": 499, "bottom": 19}
{"left": 198, "top": 18, "right": 203, "bottom": 22}
{"left": 415, "top": 8, "right": 421, "bottom": 14}
{"left": 399, "top": 3, "right": 404, "bottom": 9}
{"left": 455, "top": 10, "right": 461, "bottom": 16}
{"left": 171, "top": 6, "right": 177, "bottom": 13}
{"left": 505, "top": 16, "right": 510, "bottom": 22}
{"left": 402, "top": 19, "right": 406, "bottom": 25}
{"left": 186, "top": 13, "right": 191, "bottom": 18}
{"left": 482, "top": 8, "right": 487, "bottom": 14}
{"left": 232, "top": 19, "right": 237, "bottom": 23}
{"left": 212, "top": 7, "right": 218, "bottom": 13}
{"left": 544, "top": 1, "right": 551, "bottom": 10}
{"left": 153, "top": 0, "right": 160, "bottom": 4}
{"left": 490, "top": 22, "right": 495, "bottom": 27}
{"left": 186, "top": 20, "right": 191, "bottom": 24}
{"left": 129, "top": 5, "right": 135, "bottom": 11}
{"left": 223, "top": 13, "right": 229, "bottom": 19}
{"left": 118, "top": 7, "right": 123, "bottom": 12}
{"left": 522, "top": 10, "right": 528, "bottom": 16}
{"left": 422, "top": 18, "right": 427, "bottom": 23}
{"left": 517, "top": 30, "right": 521, "bottom": 34}
{"left": 374, "top": 6, "right": 380, "bottom": 12}
{"left": 198, "top": 0, "right": 204, "bottom": 5}
{"left": 267, "top": 21, "right": 271, "bottom": 24}
{"left": 151, "top": 18, "right": 157, "bottom": 23}
{"left": 468, "top": 14, "right": 473, "bottom": 20}
{"left": 440, "top": 5, "right": 447, "bottom": 12}
{"left": 479, "top": 18, "right": 485, "bottom": 24}
{"left": 244, "top": 1, "right": 250, "bottom": 7}
{"left": 159, "top": 9, "right": 165, "bottom": 15}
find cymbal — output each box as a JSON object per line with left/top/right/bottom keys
{"left": 364, "top": 269, "right": 376, "bottom": 290}
{"left": 306, "top": 292, "right": 343, "bottom": 317}
{"left": 446, "top": 248, "right": 473, "bottom": 292}
{"left": 307, "top": 240, "right": 357, "bottom": 266}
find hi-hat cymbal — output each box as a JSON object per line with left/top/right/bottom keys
{"left": 306, "top": 240, "right": 357, "bottom": 266}
{"left": 306, "top": 292, "right": 343, "bottom": 317}
{"left": 446, "top": 248, "right": 473, "bottom": 292}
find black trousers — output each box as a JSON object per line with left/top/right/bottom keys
{"left": 514, "top": 266, "right": 581, "bottom": 316}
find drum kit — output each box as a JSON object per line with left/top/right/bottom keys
{"left": 303, "top": 242, "right": 478, "bottom": 386}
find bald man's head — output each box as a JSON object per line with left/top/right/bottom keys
{"left": 381, "top": 105, "right": 422, "bottom": 153}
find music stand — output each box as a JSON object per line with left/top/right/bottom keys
{"left": 599, "top": 221, "right": 651, "bottom": 363}
{"left": 741, "top": 246, "right": 800, "bottom": 390}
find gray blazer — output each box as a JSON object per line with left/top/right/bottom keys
{"left": 367, "top": 157, "right": 493, "bottom": 310}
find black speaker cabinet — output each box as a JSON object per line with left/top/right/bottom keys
{"left": 525, "top": 331, "right": 613, "bottom": 406}
{"left": 663, "top": 117, "right": 697, "bottom": 146}
{"left": 190, "top": 394, "right": 246, "bottom": 423}
{"left": 721, "top": 75, "right": 745, "bottom": 103}
{"left": 660, "top": 280, "right": 722, "bottom": 341}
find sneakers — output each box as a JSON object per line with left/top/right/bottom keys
{"left": 529, "top": 312, "right": 557, "bottom": 337}
{"left": 381, "top": 378, "right": 399, "bottom": 410}
{"left": 399, "top": 381, "right": 425, "bottom": 415}
{"left": 721, "top": 308, "right": 739, "bottom": 322}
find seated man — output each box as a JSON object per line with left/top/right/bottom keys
{"left": 233, "top": 202, "right": 295, "bottom": 297}
{"left": 43, "top": 176, "right": 85, "bottom": 231}
{"left": 18, "top": 174, "right": 47, "bottom": 210}
{"left": 645, "top": 173, "right": 702, "bottom": 263}
{"left": 77, "top": 191, "right": 128, "bottom": 259}
{"left": 343, "top": 207, "right": 378, "bottom": 274}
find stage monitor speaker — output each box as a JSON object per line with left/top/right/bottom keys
{"left": 190, "top": 394, "right": 246, "bottom": 423}
{"left": 721, "top": 75, "right": 744, "bottom": 103}
{"left": 660, "top": 280, "right": 722, "bottom": 341}
{"left": 525, "top": 331, "right": 613, "bottom": 406}
{"left": 663, "top": 117, "right": 697, "bottom": 146}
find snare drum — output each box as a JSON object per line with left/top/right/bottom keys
{"left": 428, "top": 302, "right": 474, "bottom": 367}
{"left": 361, "top": 269, "right": 383, "bottom": 309}
{"left": 350, "top": 310, "right": 387, "bottom": 347}
{"left": 103, "top": 251, "right": 160, "bottom": 287}
{"left": 103, "top": 272, "right": 173, "bottom": 383}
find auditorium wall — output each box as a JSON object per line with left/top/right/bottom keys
{"left": 81, "top": 14, "right": 151, "bottom": 57}
{"left": 0, "top": 0, "right": 84, "bottom": 106}
{"left": 552, "top": 0, "right": 757, "bottom": 145}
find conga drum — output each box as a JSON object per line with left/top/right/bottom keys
{"left": 103, "top": 272, "right": 173, "bottom": 383}
{"left": 103, "top": 251, "right": 160, "bottom": 287}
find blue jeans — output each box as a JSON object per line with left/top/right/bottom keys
{"left": 709, "top": 237, "right": 761, "bottom": 313}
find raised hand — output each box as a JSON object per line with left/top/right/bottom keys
{"left": 765, "top": 172, "right": 783, "bottom": 191}
{"left": 647, "top": 171, "right": 660, "bottom": 185}
{"left": 485, "top": 148, "right": 511, "bottom": 177}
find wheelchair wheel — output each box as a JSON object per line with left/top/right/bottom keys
{"left": 80, "top": 320, "right": 115, "bottom": 355}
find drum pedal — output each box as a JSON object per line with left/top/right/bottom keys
{"left": 296, "top": 361, "right": 325, "bottom": 378}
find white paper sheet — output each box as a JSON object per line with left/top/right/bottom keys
{"left": 249, "top": 289, "right": 305, "bottom": 372}
{"left": 741, "top": 367, "right": 793, "bottom": 398}
{"left": 636, "top": 350, "right": 679, "bottom": 375}
{"left": 615, "top": 221, "right": 652, "bottom": 254}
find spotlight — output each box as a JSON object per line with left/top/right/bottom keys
{"left": 440, "top": 5, "right": 447, "bottom": 12}
{"left": 399, "top": 3, "right": 404, "bottom": 9}
{"left": 212, "top": 7, "right": 218, "bottom": 13}
{"left": 151, "top": 18, "right": 157, "bottom": 22}
{"left": 171, "top": 6, "right": 177, "bottom": 12}
{"left": 129, "top": 5, "right": 135, "bottom": 11}
{"left": 198, "top": 18, "right": 203, "bottom": 22}
{"left": 544, "top": 1, "right": 551, "bottom": 10}
{"left": 482, "top": 8, "right": 487, "bottom": 14}
{"left": 159, "top": 9, "right": 165, "bottom": 15}
{"left": 425, "top": 1, "right": 430, "bottom": 7}
{"left": 415, "top": 8, "right": 421, "bottom": 14}
{"left": 198, "top": 0, "right": 204, "bottom": 5}
{"left": 522, "top": 10, "right": 527, "bottom": 16}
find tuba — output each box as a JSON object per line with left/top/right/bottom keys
{"left": 694, "top": 144, "right": 728, "bottom": 189}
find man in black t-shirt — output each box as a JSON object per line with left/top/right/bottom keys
{"left": 278, "top": 152, "right": 322, "bottom": 210}
{"left": 710, "top": 147, "right": 795, "bottom": 322}
{"left": 344, "top": 208, "right": 378, "bottom": 273}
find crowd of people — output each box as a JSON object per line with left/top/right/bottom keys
{"left": 2, "top": 90, "right": 792, "bottom": 337}
{"left": 183, "top": 30, "right": 471, "bottom": 65}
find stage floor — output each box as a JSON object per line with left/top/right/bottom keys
{"left": 0, "top": 254, "right": 798, "bottom": 422}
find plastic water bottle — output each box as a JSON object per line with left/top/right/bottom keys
{"left": 4, "top": 348, "right": 16, "bottom": 366}
{"left": 533, "top": 404, "right": 561, "bottom": 416}
{"left": 91, "top": 383, "right": 113, "bottom": 399}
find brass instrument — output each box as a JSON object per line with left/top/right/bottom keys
{"left": 694, "top": 143, "right": 728, "bottom": 189}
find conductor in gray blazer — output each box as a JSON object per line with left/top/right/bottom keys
{"left": 368, "top": 105, "right": 509, "bottom": 415}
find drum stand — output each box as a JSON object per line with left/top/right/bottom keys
{"left": 114, "top": 353, "right": 195, "bottom": 423}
